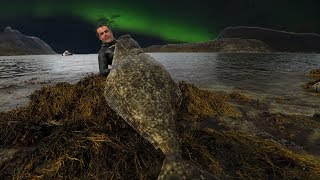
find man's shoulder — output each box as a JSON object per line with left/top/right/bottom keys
{"left": 98, "top": 47, "right": 106, "bottom": 58}
{"left": 98, "top": 44, "right": 107, "bottom": 53}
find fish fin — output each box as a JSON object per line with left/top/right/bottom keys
{"left": 157, "top": 156, "right": 218, "bottom": 180}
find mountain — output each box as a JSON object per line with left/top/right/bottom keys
{"left": 144, "top": 38, "right": 273, "bottom": 53}
{"left": 218, "top": 26, "right": 320, "bottom": 53}
{"left": 144, "top": 27, "right": 320, "bottom": 53}
{"left": 0, "top": 26, "right": 56, "bottom": 55}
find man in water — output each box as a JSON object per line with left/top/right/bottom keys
{"left": 96, "top": 24, "right": 117, "bottom": 77}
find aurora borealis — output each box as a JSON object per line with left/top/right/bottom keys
{"left": 1, "top": 0, "right": 320, "bottom": 53}
{"left": 1, "top": 1, "right": 216, "bottom": 42}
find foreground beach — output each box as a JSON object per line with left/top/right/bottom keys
{"left": 0, "top": 75, "right": 319, "bottom": 179}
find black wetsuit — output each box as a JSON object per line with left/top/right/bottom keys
{"left": 98, "top": 39, "right": 116, "bottom": 77}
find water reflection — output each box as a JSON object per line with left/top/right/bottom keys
{"left": 151, "top": 53, "right": 220, "bottom": 87}
{"left": 213, "top": 53, "right": 320, "bottom": 115}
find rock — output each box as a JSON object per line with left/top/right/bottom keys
{"left": 0, "top": 26, "right": 56, "bottom": 55}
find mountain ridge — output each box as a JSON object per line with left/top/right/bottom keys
{"left": 0, "top": 26, "right": 56, "bottom": 56}
{"left": 144, "top": 27, "right": 320, "bottom": 53}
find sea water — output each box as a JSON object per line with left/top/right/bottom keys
{"left": 0, "top": 53, "right": 319, "bottom": 115}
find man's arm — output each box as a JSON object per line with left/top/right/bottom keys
{"left": 98, "top": 50, "right": 110, "bottom": 77}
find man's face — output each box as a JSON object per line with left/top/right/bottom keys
{"left": 97, "top": 26, "right": 114, "bottom": 43}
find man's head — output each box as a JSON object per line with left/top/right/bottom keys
{"left": 96, "top": 24, "right": 114, "bottom": 43}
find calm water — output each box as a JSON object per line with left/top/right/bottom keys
{"left": 0, "top": 53, "right": 319, "bottom": 115}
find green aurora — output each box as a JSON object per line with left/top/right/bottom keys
{"left": 1, "top": 0, "right": 320, "bottom": 45}
{"left": 1, "top": 1, "right": 217, "bottom": 42}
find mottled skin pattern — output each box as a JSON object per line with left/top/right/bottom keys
{"left": 104, "top": 35, "right": 217, "bottom": 180}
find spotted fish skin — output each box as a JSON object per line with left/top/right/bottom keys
{"left": 104, "top": 35, "right": 218, "bottom": 179}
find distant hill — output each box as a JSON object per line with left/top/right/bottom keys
{"left": 218, "top": 26, "right": 320, "bottom": 53}
{"left": 144, "top": 38, "right": 273, "bottom": 53}
{"left": 144, "top": 27, "right": 320, "bottom": 53}
{"left": 0, "top": 26, "right": 56, "bottom": 55}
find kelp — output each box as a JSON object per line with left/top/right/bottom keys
{"left": 0, "top": 75, "right": 319, "bottom": 179}
{"left": 308, "top": 69, "right": 320, "bottom": 78}
{"left": 304, "top": 69, "right": 320, "bottom": 92}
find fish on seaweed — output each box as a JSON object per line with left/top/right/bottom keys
{"left": 104, "top": 35, "right": 218, "bottom": 179}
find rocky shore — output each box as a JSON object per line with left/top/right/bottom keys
{"left": 0, "top": 75, "right": 319, "bottom": 179}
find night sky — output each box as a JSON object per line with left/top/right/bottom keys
{"left": 0, "top": 0, "right": 319, "bottom": 53}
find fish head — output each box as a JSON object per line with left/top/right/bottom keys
{"left": 114, "top": 35, "right": 143, "bottom": 57}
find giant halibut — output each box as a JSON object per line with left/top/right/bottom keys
{"left": 104, "top": 35, "right": 217, "bottom": 179}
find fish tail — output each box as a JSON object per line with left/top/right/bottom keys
{"left": 157, "top": 156, "right": 218, "bottom": 180}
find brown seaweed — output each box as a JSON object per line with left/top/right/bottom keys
{"left": 0, "top": 75, "right": 319, "bottom": 179}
